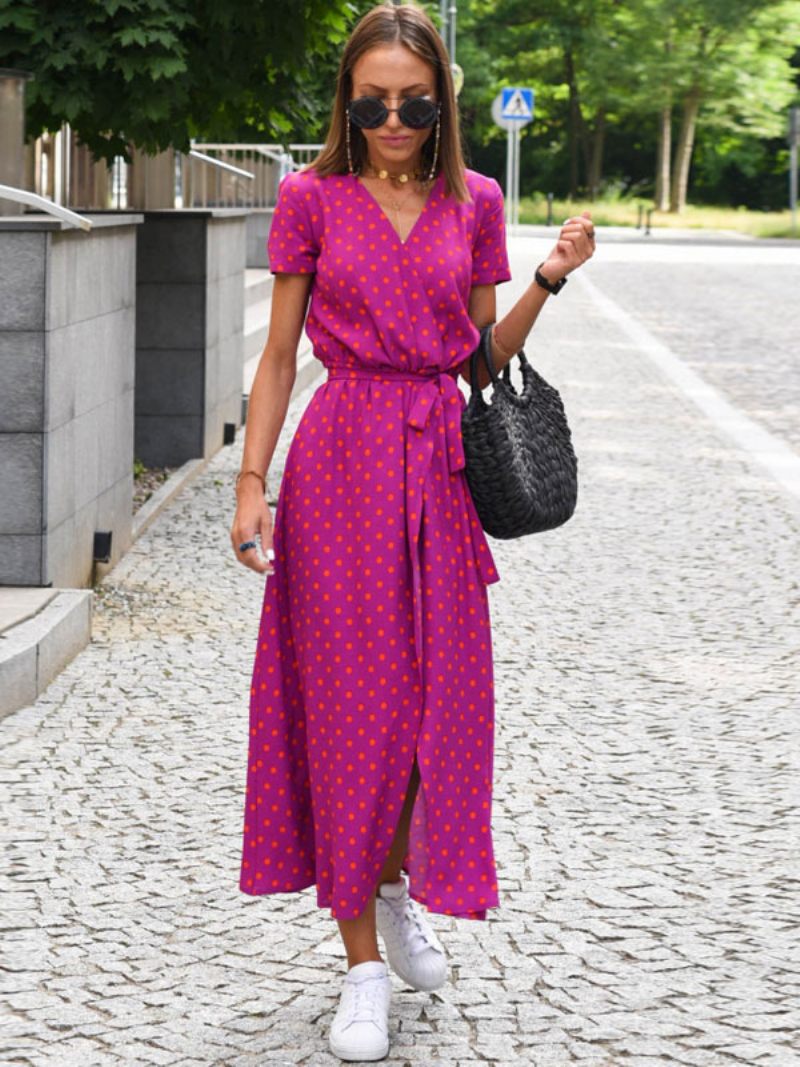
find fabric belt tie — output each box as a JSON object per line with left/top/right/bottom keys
{"left": 325, "top": 362, "right": 497, "bottom": 677}
{"left": 327, "top": 363, "right": 466, "bottom": 472}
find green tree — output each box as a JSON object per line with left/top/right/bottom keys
{"left": 626, "top": 0, "right": 800, "bottom": 212}
{"left": 669, "top": 0, "right": 800, "bottom": 211}
{"left": 0, "top": 0, "right": 363, "bottom": 162}
{"left": 458, "top": 0, "right": 800, "bottom": 209}
{"left": 469, "top": 0, "right": 631, "bottom": 199}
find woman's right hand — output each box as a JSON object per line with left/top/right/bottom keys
{"left": 539, "top": 211, "right": 595, "bottom": 283}
{"left": 230, "top": 489, "right": 275, "bottom": 575}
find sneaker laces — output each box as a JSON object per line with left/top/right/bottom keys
{"left": 346, "top": 974, "right": 387, "bottom": 1025}
{"left": 383, "top": 890, "right": 440, "bottom": 957}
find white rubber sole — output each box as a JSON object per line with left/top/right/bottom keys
{"left": 328, "top": 1033, "right": 390, "bottom": 1061}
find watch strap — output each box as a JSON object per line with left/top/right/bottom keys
{"left": 534, "top": 262, "right": 568, "bottom": 295}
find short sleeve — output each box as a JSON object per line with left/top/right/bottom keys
{"left": 471, "top": 177, "right": 512, "bottom": 286}
{"left": 267, "top": 170, "right": 321, "bottom": 275}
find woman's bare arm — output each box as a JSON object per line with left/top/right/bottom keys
{"left": 238, "top": 272, "right": 314, "bottom": 491}
{"left": 230, "top": 271, "right": 313, "bottom": 573}
{"left": 461, "top": 213, "right": 596, "bottom": 390}
{"left": 461, "top": 279, "right": 553, "bottom": 390}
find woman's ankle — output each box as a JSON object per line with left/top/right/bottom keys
{"left": 346, "top": 953, "right": 383, "bottom": 969}
{"left": 376, "top": 871, "right": 404, "bottom": 891}
{"left": 376, "top": 878, "right": 397, "bottom": 890}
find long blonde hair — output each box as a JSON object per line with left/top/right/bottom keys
{"left": 309, "top": 1, "right": 470, "bottom": 203}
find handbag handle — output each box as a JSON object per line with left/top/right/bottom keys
{"left": 469, "top": 323, "right": 518, "bottom": 396}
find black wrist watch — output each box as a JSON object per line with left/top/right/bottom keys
{"left": 534, "top": 262, "right": 568, "bottom": 295}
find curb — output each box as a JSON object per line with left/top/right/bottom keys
{"left": 131, "top": 456, "right": 211, "bottom": 544}
{"left": 0, "top": 456, "right": 213, "bottom": 723}
{"left": 0, "top": 589, "right": 93, "bottom": 725}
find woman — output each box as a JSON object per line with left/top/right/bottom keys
{"left": 231, "top": 2, "right": 595, "bottom": 1060}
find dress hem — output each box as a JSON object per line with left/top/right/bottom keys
{"left": 238, "top": 879, "right": 499, "bottom": 922}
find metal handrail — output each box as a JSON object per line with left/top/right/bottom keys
{"left": 193, "top": 142, "right": 324, "bottom": 169}
{"left": 194, "top": 142, "right": 288, "bottom": 167}
{"left": 253, "top": 147, "right": 289, "bottom": 166}
{"left": 0, "top": 185, "right": 93, "bottom": 230}
{"left": 145, "top": 141, "right": 326, "bottom": 210}
{"left": 186, "top": 150, "right": 254, "bottom": 180}
{"left": 193, "top": 142, "right": 283, "bottom": 151}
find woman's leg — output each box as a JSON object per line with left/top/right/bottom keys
{"left": 336, "top": 759, "right": 421, "bottom": 968}
{"left": 377, "top": 757, "right": 420, "bottom": 886}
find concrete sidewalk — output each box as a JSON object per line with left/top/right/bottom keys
{"left": 1, "top": 235, "right": 798, "bottom": 1066}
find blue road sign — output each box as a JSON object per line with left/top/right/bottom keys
{"left": 501, "top": 88, "right": 534, "bottom": 121}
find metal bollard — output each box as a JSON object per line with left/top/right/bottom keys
{"left": 645, "top": 208, "right": 652, "bottom": 236}
{"left": 546, "top": 192, "right": 553, "bottom": 226}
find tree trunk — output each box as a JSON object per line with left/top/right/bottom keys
{"left": 577, "top": 108, "right": 592, "bottom": 194}
{"left": 654, "top": 104, "right": 671, "bottom": 211}
{"left": 587, "top": 106, "right": 606, "bottom": 200}
{"left": 670, "top": 84, "right": 702, "bottom": 213}
{"left": 564, "top": 47, "right": 581, "bottom": 198}
{"left": 655, "top": 30, "right": 673, "bottom": 211}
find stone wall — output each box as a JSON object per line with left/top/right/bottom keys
{"left": 134, "top": 209, "right": 247, "bottom": 466}
{"left": 0, "top": 215, "right": 142, "bottom": 587}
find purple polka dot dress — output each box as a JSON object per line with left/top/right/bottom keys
{"left": 239, "top": 166, "right": 512, "bottom": 921}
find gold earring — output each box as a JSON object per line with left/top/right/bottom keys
{"left": 346, "top": 113, "right": 355, "bottom": 176}
{"left": 426, "top": 113, "right": 441, "bottom": 182}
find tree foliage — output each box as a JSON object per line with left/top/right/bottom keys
{"left": 0, "top": 0, "right": 363, "bottom": 162}
{"left": 1, "top": 0, "right": 798, "bottom": 206}
{"left": 457, "top": 0, "right": 800, "bottom": 208}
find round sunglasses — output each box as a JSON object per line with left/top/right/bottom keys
{"left": 347, "top": 94, "right": 441, "bottom": 130}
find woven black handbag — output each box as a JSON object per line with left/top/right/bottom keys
{"left": 461, "top": 324, "right": 578, "bottom": 540}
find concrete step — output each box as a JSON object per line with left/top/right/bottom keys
{"left": 244, "top": 339, "right": 311, "bottom": 395}
{"left": 244, "top": 296, "right": 270, "bottom": 364}
{"left": 241, "top": 341, "right": 319, "bottom": 425}
{"left": 245, "top": 267, "right": 273, "bottom": 310}
{"left": 0, "top": 588, "right": 93, "bottom": 723}
{"left": 243, "top": 274, "right": 322, "bottom": 407}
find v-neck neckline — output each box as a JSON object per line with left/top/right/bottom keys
{"left": 353, "top": 171, "right": 441, "bottom": 248}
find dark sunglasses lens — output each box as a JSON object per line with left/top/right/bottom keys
{"left": 399, "top": 97, "right": 438, "bottom": 128}
{"left": 348, "top": 97, "right": 387, "bottom": 129}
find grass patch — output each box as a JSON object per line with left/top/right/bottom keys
{"left": 518, "top": 196, "right": 799, "bottom": 238}
{"left": 132, "top": 458, "right": 177, "bottom": 514}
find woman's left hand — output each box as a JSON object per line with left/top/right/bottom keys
{"left": 539, "top": 210, "right": 596, "bottom": 284}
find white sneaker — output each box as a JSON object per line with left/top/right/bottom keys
{"left": 329, "top": 960, "right": 392, "bottom": 1062}
{"left": 375, "top": 873, "right": 448, "bottom": 992}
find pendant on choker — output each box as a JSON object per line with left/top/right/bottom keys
{"left": 367, "top": 164, "right": 422, "bottom": 184}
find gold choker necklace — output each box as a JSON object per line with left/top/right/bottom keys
{"left": 365, "top": 162, "right": 422, "bottom": 184}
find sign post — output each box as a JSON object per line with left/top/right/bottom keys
{"left": 789, "top": 106, "right": 798, "bottom": 238}
{"left": 491, "top": 87, "right": 534, "bottom": 235}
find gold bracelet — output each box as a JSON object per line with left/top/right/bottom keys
{"left": 235, "top": 469, "right": 266, "bottom": 494}
{"left": 491, "top": 323, "right": 516, "bottom": 362}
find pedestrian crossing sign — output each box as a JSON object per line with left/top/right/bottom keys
{"left": 501, "top": 87, "right": 534, "bottom": 122}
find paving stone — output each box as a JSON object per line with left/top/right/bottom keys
{"left": 2, "top": 234, "right": 799, "bottom": 1065}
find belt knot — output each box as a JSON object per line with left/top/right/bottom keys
{"left": 325, "top": 363, "right": 465, "bottom": 474}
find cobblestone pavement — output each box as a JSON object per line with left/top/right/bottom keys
{"left": 579, "top": 239, "right": 800, "bottom": 452}
{"left": 2, "top": 234, "right": 799, "bottom": 1066}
